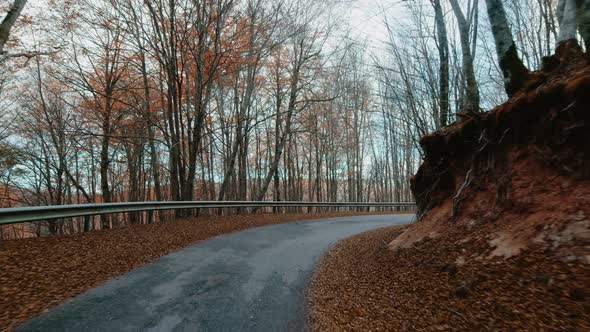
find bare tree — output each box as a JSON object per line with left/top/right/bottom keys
{"left": 431, "top": 0, "right": 449, "bottom": 127}
{"left": 450, "top": 0, "right": 480, "bottom": 112}
{"left": 558, "top": 0, "right": 579, "bottom": 43}
{"left": 254, "top": 0, "right": 333, "bottom": 202}
{"left": 558, "top": 0, "right": 590, "bottom": 48}
{"left": 485, "top": 0, "right": 530, "bottom": 96}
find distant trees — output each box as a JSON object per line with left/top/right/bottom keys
{"left": 0, "top": 0, "right": 414, "bottom": 238}
{"left": 378, "top": 0, "right": 589, "bottom": 123}
{"left": 374, "top": 0, "right": 589, "bottom": 213}
{"left": 2, "top": 0, "right": 590, "bottom": 238}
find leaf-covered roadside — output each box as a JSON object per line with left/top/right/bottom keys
{"left": 309, "top": 225, "right": 590, "bottom": 331}
{"left": 0, "top": 211, "right": 395, "bottom": 331}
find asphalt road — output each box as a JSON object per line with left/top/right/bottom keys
{"left": 18, "top": 214, "right": 414, "bottom": 332}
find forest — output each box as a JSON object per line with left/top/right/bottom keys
{"left": 0, "top": 0, "right": 586, "bottom": 237}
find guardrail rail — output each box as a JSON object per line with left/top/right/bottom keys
{"left": 0, "top": 201, "right": 416, "bottom": 225}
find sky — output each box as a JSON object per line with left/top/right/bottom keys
{"left": 13, "top": 0, "right": 407, "bottom": 62}
{"left": 19, "top": 0, "right": 399, "bottom": 33}
{"left": 336, "top": 0, "right": 414, "bottom": 57}
{"left": 19, "top": 0, "right": 400, "bottom": 45}
{"left": 346, "top": 0, "right": 390, "bottom": 40}
{"left": 339, "top": 0, "right": 408, "bottom": 55}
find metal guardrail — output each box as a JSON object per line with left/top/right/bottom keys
{"left": 0, "top": 201, "right": 416, "bottom": 225}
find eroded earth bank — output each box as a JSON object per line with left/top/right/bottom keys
{"left": 309, "top": 42, "right": 590, "bottom": 331}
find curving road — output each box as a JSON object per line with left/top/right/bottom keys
{"left": 18, "top": 214, "right": 414, "bottom": 332}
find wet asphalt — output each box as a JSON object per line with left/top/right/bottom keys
{"left": 18, "top": 214, "right": 414, "bottom": 332}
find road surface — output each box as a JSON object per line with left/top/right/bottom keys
{"left": 18, "top": 214, "right": 414, "bottom": 332}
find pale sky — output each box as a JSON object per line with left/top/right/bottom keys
{"left": 15, "top": 0, "right": 405, "bottom": 57}
{"left": 340, "top": 0, "right": 407, "bottom": 52}
{"left": 20, "top": 0, "right": 397, "bottom": 39}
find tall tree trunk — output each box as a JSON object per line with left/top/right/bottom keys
{"left": 558, "top": 0, "right": 579, "bottom": 43}
{"left": 450, "top": 0, "right": 480, "bottom": 112}
{"left": 99, "top": 116, "right": 112, "bottom": 230}
{"left": 140, "top": 52, "right": 162, "bottom": 205}
{"left": 432, "top": 0, "right": 449, "bottom": 126}
{"left": 484, "top": 0, "right": 530, "bottom": 96}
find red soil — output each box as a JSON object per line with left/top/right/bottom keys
{"left": 394, "top": 41, "right": 590, "bottom": 262}
{"left": 310, "top": 224, "right": 590, "bottom": 331}
{"left": 310, "top": 41, "right": 590, "bottom": 330}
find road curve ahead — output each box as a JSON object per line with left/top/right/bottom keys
{"left": 19, "top": 214, "right": 414, "bottom": 332}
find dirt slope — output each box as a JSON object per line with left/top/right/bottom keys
{"left": 310, "top": 224, "right": 589, "bottom": 331}
{"left": 392, "top": 41, "right": 590, "bottom": 261}
{"left": 310, "top": 42, "right": 590, "bottom": 330}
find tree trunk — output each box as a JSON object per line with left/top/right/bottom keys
{"left": 450, "top": 0, "right": 480, "bottom": 112}
{"left": 558, "top": 0, "right": 579, "bottom": 43}
{"left": 432, "top": 0, "right": 449, "bottom": 126}
{"left": 484, "top": 0, "right": 530, "bottom": 96}
{"left": 99, "top": 120, "right": 111, "bottom": 230}
{"left": 0, "top": 0, "right": 27, "bottom": 53}
{"left": 576, "top": 0, "right": 590, "bottom": 49}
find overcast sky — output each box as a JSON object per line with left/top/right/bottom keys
{"left": 16, "top": 0, "right": 404, "bottom": 56}
{"left": 341, "top": 0, "right": 407, "bottom": 52}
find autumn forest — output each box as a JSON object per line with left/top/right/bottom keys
{"left": 0, "top": 0, "right": 581, "bottom": 237}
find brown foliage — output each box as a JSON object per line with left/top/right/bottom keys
{"left": 0, "top": 211, "right": 393, "bottom": 331}
{"left": 310, "top": 224, "right": 590, "bottom": 331}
